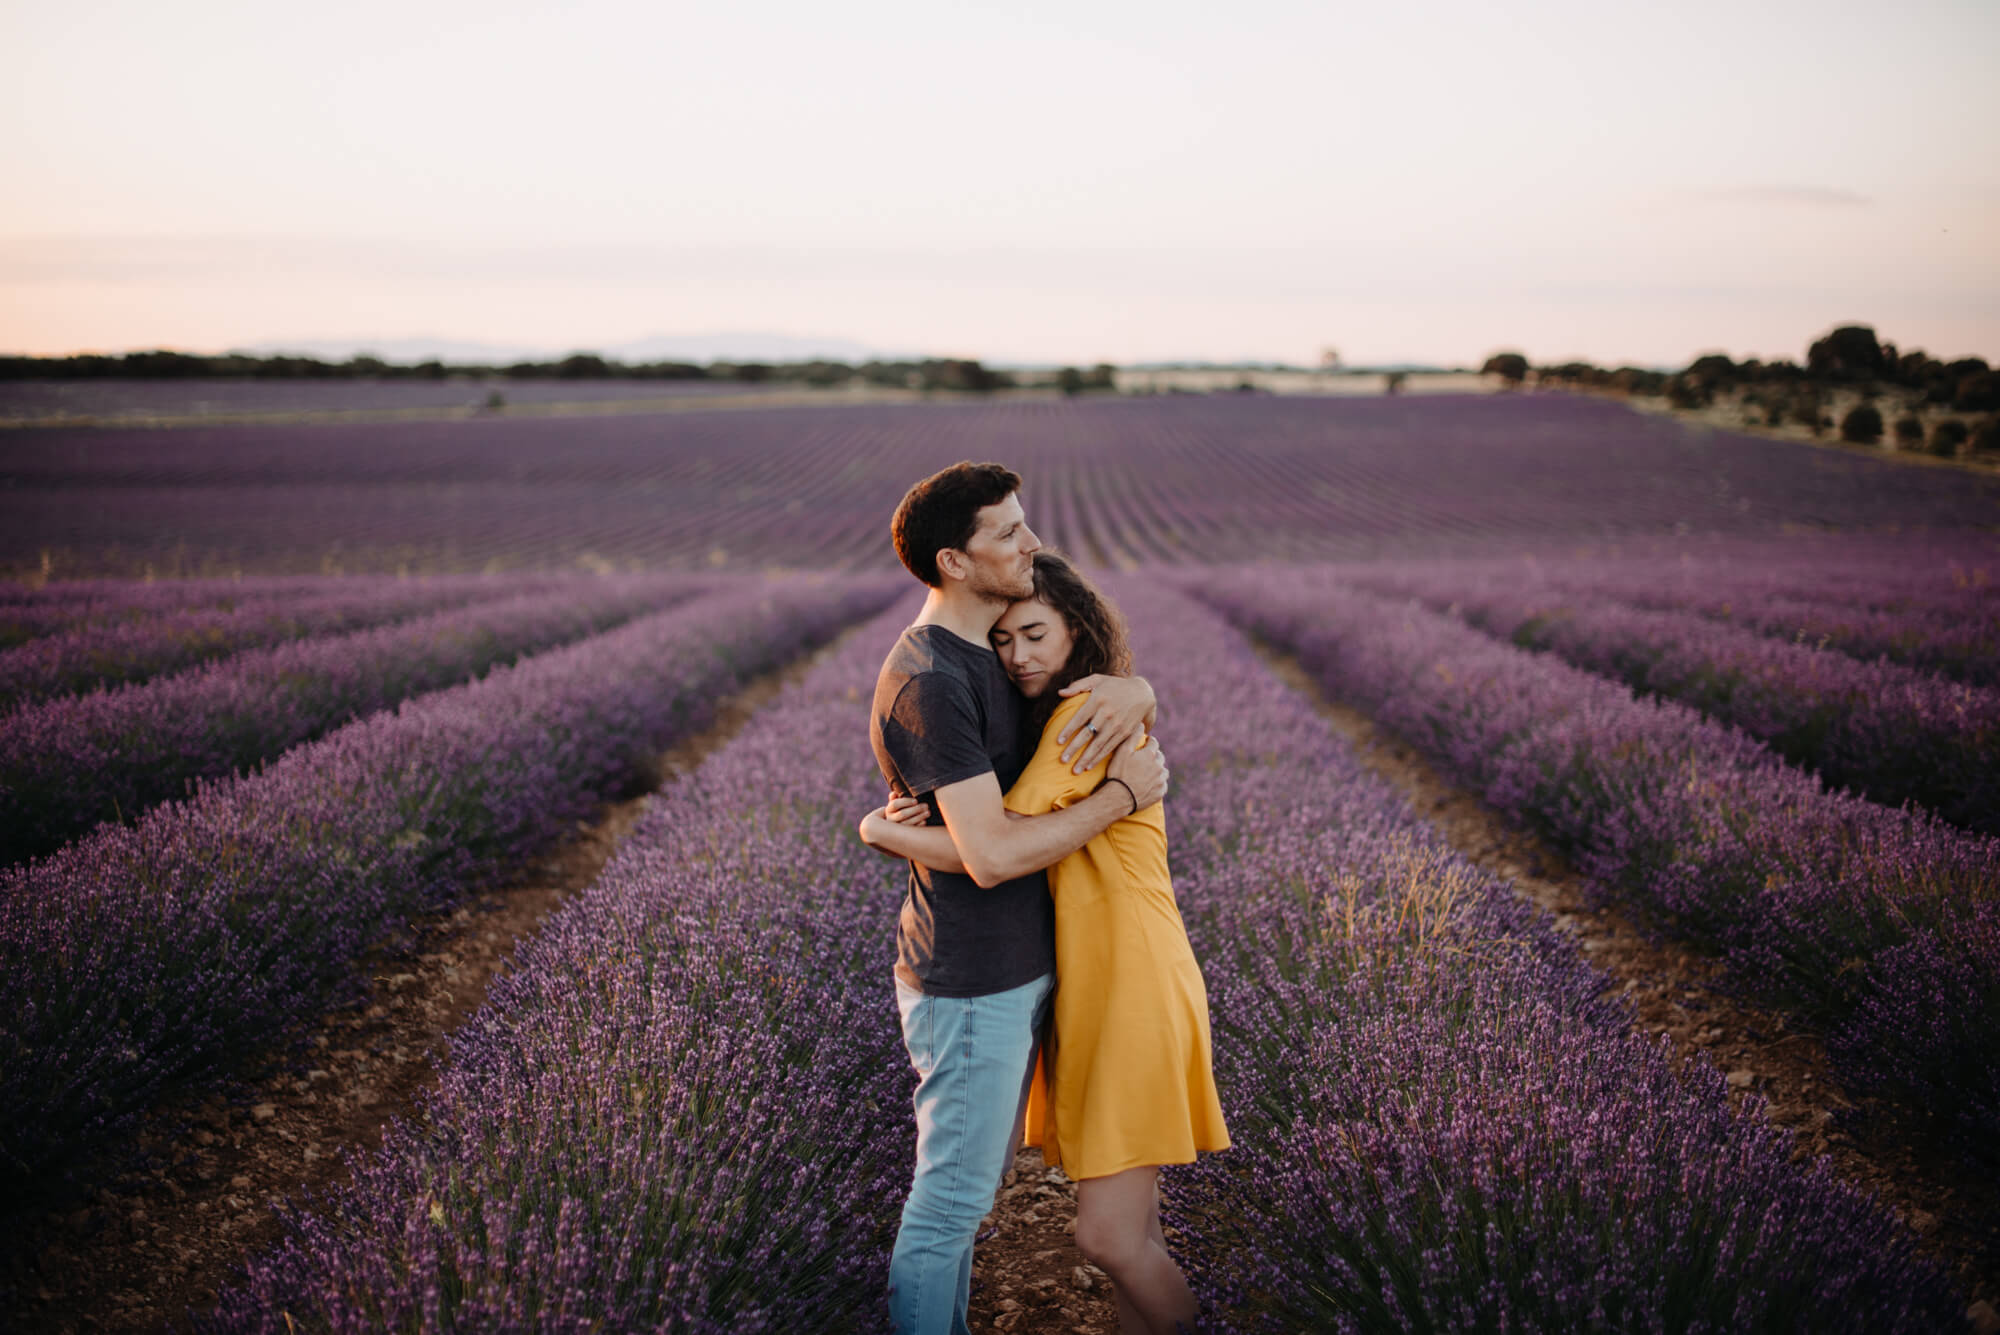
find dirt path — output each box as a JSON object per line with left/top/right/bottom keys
{"left": 2, "top": 646, "right": 835, "bottom": 1335}
{"left": 1254, "top": 643, "right": 2000, "bottom": 1327}
{"left": 965, "top": 1152, "right": 1120, "bottom": 1332}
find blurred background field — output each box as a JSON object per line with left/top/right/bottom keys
{"left": 7, "top": 389, "right": 1998, "bottom": 582}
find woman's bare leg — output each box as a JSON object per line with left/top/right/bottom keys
{"left": 1074, "top": 1166, "right": 1198, "bottom": 1334}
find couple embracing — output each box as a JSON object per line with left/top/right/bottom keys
{"left": 863, "top": 462, "right": 1229, "bottom": 1335}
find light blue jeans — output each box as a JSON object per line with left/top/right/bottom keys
{"left": 887, "top": 970, "right": 1055, "bottom": 1335}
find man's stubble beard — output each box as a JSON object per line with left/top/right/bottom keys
{"left": 968, "top": 565, "right": 1035, "bottom": 604}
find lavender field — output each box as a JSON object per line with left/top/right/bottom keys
{"left": 0, "top": 377, "right": 751, "bottom": 425}
{"left": 7, "top": 393, "right": 2000, "bottom": 577}
{"left": 4, "top": 390, "right": 1997, "bottom": 1330}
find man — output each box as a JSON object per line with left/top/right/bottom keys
{"left": 869, "top": 461, "right": 1168, "bottom": 1335}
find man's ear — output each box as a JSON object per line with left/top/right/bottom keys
{"left": 934, "top": 546, "right": 968, "bottom": 584}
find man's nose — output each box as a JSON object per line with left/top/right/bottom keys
{"left": 1022, "top": 526, "right": 1042, "bottom": 554}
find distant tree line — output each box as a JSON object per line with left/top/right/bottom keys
{"left": 1484, "top": 326, "right": 2000, "bottom": 460}
{"left": 0, "top": 350, "right": 1046, "bottom": 393}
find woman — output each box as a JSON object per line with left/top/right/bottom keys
{"left": 860, "top": 551, "right": 1228, "bottom": 1335}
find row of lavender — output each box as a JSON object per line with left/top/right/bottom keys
{"left": 1330, "top": 559, "right": 2000, "bottom": 834}
{"left": 0, "top": 574, "right": 600, "bottom": 706}
{"left": 200, "top": 597, "right": 928, "bottom": 1332}
{"left": 198, "top": 584, "right": 1958, "bottom": 1332}
{"left": 1127, "top": 580, "right": 1957, "bottom": 1329}
{"left": 1345, "top": 548, "right": 2000, "bottom": 689}
{"left": 1183, "top": 568, "right": 2000, "bottom": 1165}
{"left": 11, "top": 395, "right": 2000, "bottom": 576}
{"left": 0, "top": 576, "right": 901, "bottom": 1205}
{"left": 0, "top": 574, "right": 472, "bottom": 647}
{"left": 1, "top": 575, "right": 714, "bottom": 865}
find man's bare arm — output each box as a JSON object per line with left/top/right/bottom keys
{"left": 859, "top": 807, "right": 972, "bottom": 872}
{"left": 859, "top": 795, "right": 1035, "bottom": 873}
{"left": 931, "top": 734, "right": 1168, "bottom": 888}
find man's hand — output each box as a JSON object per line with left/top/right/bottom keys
{"left": 1105, "top": 732, "right": 1169, "bottom": 812}
{"left": 1056, "top": 673, "right": 1157, "bottom": 773}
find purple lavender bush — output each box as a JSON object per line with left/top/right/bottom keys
{"left": 1184, "top": 567, "right": 2000, "bottom": 1165}
{"left": 198, "top": 580, "right": 1961, "bottom": 1332}
{"left": 0, "top": 576, "right": 899, "bottom": 1207}
{"left": 0, "top": 575, "right": 714, "bottom": 865}
{"left": 198, "top": 597, "right": 926, "bottom": 1333}
{"left": 1335, "top": 561, "right": 2000, "bottom": 833}
{"left": 1111, "top": 579, "right": 1960, "bottom": 1332}
{"left": 0, "top": 574, "right": 584, "bottom": 707}
{"left": 1479, "top": 550, "right": 2000, "bottom": 688}
{"left": 0, "top": 575, "right": 405, "bottom": 648}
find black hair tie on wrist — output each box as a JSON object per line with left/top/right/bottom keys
{"left": 1105, "top": 777, "right": 1139, "bottom": 816}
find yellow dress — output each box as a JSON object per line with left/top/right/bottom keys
{"left": 1009, "top": 695, "right": 1230, "bottom": 1180}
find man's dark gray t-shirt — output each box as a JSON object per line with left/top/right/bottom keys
{"left": 870, "top": 623, "right": 1056, "bottom": 997}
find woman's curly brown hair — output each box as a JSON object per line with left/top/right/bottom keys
{"left": 1017, "top": 549, "right": 1133, "bottom": 739}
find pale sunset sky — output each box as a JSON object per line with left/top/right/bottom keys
{"left": 3, "top": 0, "right": 1996, "bottom": 368}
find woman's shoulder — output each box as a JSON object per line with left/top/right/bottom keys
{"left": 1038, "top": 692, "right": 1089, "bottom": 736}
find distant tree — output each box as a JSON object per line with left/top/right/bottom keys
{"left": 1806, "top": 325, "right": 1887, "bottom": 381}
{"left": 1839, "top": 404, "right": 1884, "bottom": 444}
{"left": 1894, "top": 349, "right": 1938, "bottom": 388}
{"left": 1609, "top": 367, "right": 1667, "bottom": 395}
{"left": 413, "top": 360, "right": 447, "bottom": 381}
{"left": 1951, "top": 371, "right": 1999, "bottom": 413}
{"left": 1538, "top": 361, "right": 1598, "bottom": 388}
{"left": 651, "top": 361, "right": 707, "bottom": 380}
{"left": 796, "top": 360, "right": 853, "bottom": 387}
{"left": 1928, "top": 358, "right": 1988, "bottom": 404}
{"left": 1665, "top": 375, "right": 1708, "bottom": 409}
{"left": 1892, "top": 415, "right": 1924, "bottom": 448}
{"left": 1971, "top": 418, "right": 2000, "bottom": 456}
{"left": 553, "top": 353, "right": 611, "bottom": 379}
{"left": 1481, "top": 352, "right": 1529, "bottom": 384}
{"left": 1684, "top": 353, "right": 1736, "bottom": 392}
{"left": 119, "top": 350, "right": 213, "bottom": 378}
{"left": 857, "top": 360, "right": 916, "bottom": 389}
{"left": 923, "top": 359, "right": 1001, "bottom": 392}
{"left": 1056, "top": 367, "right": 1084, "bottom": 396}
{"left": 1930, "top": 419, "right": 1969, "bottom": 458}
{"left": 1384, "top": 371, "right": 1408, "bottom": 395}
{"left": 1086, "top": 363, "right": 1117, "bottom": 391}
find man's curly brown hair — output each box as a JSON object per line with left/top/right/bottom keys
{"left": 891, "top": 461, "right": 1023, "bottom": 587}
